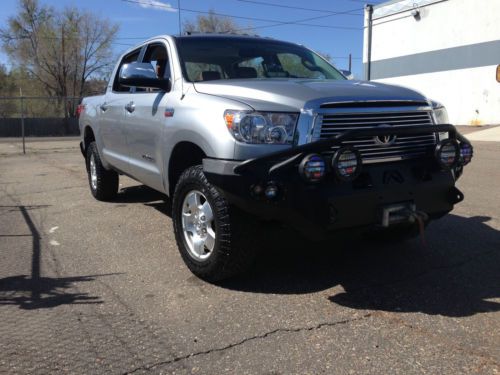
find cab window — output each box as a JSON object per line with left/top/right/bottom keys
{"left": 135, "top": 43, "right": 171, "bottom": 92}
{"left": 112, "top": 48, "right": 141, "bottom": 93}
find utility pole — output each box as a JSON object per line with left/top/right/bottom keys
{"left": 348, "top": 53, "right": 352, "bottom": 72}
{"left": 20, "top": 87, "right": 25, "bottom": 154}
{"left": 178, "top": 0, "right": 182, "bottom": 35}
{"left": 365, "top": 4, "right": 374, "bottom": 81}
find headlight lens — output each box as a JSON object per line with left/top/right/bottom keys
{"left": 224, "top": 110, "right": 298, "bottom": 144}
{"left": 431, "top": 100, "right": 449, "bottom": 141}
{"left": 433, "top": 106, "right": 449, "bottom": 125}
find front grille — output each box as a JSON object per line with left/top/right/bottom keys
{"left": 315, "top": 111, "right": 436, "bottom": 163}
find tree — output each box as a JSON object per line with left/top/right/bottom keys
{"left": 317, "top": 51, "right": 333, "bottom": 63}
{"left": 0, "top": 64, "right": 18, "bottom": 117}
{"left": 0, "top": 0, "right": 118, "bottom": 115}
{"left": 183, "top": 9, "right": 255, "bottom": 35}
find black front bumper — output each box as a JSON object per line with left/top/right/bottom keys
{"left": 203, "top": 125, "right": 469, "bottom": 238}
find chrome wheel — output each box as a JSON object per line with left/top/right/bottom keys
{"left": 89, "top": 154, "right": 97, "bottom": 190}
{"left": 181, "top": 190, "right": 215, "bottom": 261}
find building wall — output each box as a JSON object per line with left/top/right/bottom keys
{"left": 364, "top": 0, "right": 500, "bottom": 125}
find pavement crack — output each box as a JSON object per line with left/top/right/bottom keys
{"left": 123, "top": 313, "right": 372, "bottom": 374}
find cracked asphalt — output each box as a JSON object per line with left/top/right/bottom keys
{"left": 0, "top": 135, "right": 499, "bottom": 374}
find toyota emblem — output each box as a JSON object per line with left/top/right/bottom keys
{"left": 374, "top": 124, "right": 397, "bottom": 146}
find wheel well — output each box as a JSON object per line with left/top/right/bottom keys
{"left": 84, "top": 126, "right": 95, "bottom": 152}
{"left": 168, "top": 142, "right": 206, "bottom": 196}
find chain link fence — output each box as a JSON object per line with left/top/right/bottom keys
{"left": 0, "top": 96, "right": 81, "bottom": 138}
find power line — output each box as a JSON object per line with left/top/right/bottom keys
{"left": 234, "top": 6, "right": 364, "bottom": 32}
{"left": 121, "top": 0, "right": 362, "bottom": 30}
{"left": 231, "top": 0, "right": 363, "bottom": 16}
{"left": 349, "top": 0, "right": 383, "bottom": 3}
{"left": 332, "top": 56, "right": 362, "bottom": 60}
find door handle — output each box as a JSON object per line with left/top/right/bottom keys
{"left": 125, "top": 101, "right": 135, "bottom": 113}
{"left": 100, "top": 103, "right": 108, "bottom": 112}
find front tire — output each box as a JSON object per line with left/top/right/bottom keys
{"left": 86, "top": 142, "right": 118, "bottom": 201}
{"left": 172, "top": 165, "right": 258, "bottom": 281}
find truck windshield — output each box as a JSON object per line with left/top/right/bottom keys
{"left": 175, "top": 36, "right": 346, "bottom": 82}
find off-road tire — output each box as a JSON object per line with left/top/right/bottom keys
{"left": 172, "top": 165, "right": 259, "bottom": 282}
{"left": 86, "top": 142, "right": 119, "bottom": 201}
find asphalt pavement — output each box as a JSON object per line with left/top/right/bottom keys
{"left": 0, "top": 135, "right": 499, "bottom": 374}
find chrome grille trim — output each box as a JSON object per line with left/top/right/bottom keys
{"left": 314, "top": 110, "right": 436, "bottom": 163}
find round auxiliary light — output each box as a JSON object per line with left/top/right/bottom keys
{"left": 299, "top": 154, "right": 326, "bottom": 182}
{"left": 332, "top": 147, "right": 362, "bottom": 181}
{"left": 435, "top": 139, "right": 460, "bottom": 169}
{"left": 264, "top": 183, "right": 279, "bottom": 199}
{"left": 459, "top": 142, "right": 473, "bottom": 165}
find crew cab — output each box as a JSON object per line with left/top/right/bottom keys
{"left": 79, "top": 34, "right": 473, "bottom": 281}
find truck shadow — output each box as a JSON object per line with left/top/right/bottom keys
{"left": 112, "top": 184, "right": 500, "bottom": 318}
{"left": 114, "top": 185, "right": 173, "bottom": 217}
{"left": 115, "top": 185, "right": 167, "bottom": 204}
{"left": 221, "top": 214, "right": 500, "bottom": 318}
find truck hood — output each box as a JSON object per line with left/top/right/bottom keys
{"left": 193, "top": 79, "right": 428, "bottom": 112}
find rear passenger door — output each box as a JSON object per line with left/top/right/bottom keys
{"left": 125, "top": 41, "right": 174, "bottom": 192}
{"left": 99, "top": 48, "right": 141, "bottom": 173}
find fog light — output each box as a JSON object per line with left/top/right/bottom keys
{"left": 332, "top": 147, "right": 362, "bottom": 181}
{"left": 299, "top": 154, "right": 326, "bottom": 182}
{"left": 265, "top": 183, "right": 279, "bottom": 199}
{"left": 459, "top": 142, "right": 473, "bottom": 165}
{"left": 250, "top": 184, "right": 263, "bottom": 196}
{"left": 435, "top": 140, "right": 459, "bottom": 169}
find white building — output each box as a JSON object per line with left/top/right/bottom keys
{"left": 363, "top": 0, "right": 500, "bottom": 125}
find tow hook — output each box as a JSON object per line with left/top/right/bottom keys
{"left": 382, "top": 205, "right": 429, "bottom": 246}
{"left": 406, "top": 209, "right": 429, "bottom": 247}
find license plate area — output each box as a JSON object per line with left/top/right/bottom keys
{"left": 381, "top": 202, "right": 416, "bottom": 227}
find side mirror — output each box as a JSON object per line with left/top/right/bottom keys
{"left": 340, "top": 69, "right": 354, "bottom": 80}
{"left": 119, "top": 62, "right": 171, "bottom": 91}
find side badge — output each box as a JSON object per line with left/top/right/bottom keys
{"left": 164, "top": 108, "right": 175, "bottom": 117}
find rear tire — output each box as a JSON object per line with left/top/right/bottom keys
{"left": 172, "top": 165, "right": 259, "bottom": 282}
{"left": 86, "top": 142, "right": 118, "bottom": 201}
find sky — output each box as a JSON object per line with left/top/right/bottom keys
{"left": 0, "top": 0, "right": 386, "bottom": 78}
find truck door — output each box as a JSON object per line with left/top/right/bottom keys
{"left": 99, "top": 48, "right": 141, "bottom": 174}
{"left": 125, "top": 41, "right": 174, "bottom": 192}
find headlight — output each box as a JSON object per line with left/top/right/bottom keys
{"left": 224, "top": 110, "right": 298, "bottom": 144}
{"left": 433, "top": 106, "right": 449, "bottom": 125}
{"left": 431, "top": 100, "right": 449, "bottom": 141}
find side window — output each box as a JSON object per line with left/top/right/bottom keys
{"left": 137, "top": 43, "right": 171, "bottom": 93}
{"left": 112, "top": 48, "right": 141, "bottom": 93}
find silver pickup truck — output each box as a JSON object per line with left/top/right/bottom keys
{"left": 79, "top": 34, "right": 473, "bottom": 281}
